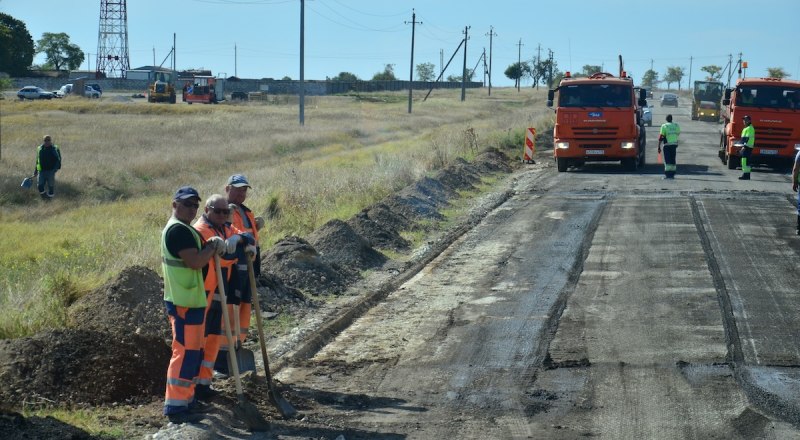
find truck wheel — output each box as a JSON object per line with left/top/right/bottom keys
{"left": 556, "top": 158, "right": 568, "bottom": 172}
{"left": 622, "top": 158, "right": 637, "bottom": 171}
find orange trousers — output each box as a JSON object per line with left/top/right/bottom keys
{"left": 164, "top": 302, "right": 206, "bottom": 415}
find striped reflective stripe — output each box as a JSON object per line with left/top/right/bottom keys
{"left": 164, "top": 398, "right": 190, "bottom": 407}
{"left": 162, "top": 257, "right": 188, "bottom": 268}
{"left": 167, "top": 377, "right": 194, "bottom": 388}
{"left": 195, "top": 377, "right": 212, "bottom": 385}
{"left": 200, "top": 359, "right": 215, "bottom": 369}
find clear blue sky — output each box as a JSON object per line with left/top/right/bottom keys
{"left": 3, "top": 0, "right": 799, "bottom": 87}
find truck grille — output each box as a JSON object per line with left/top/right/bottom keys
{"left": 581, "top": 144, "right": 613, "bottom": 149}
{"left": 572, "top": 126, "right": 620, "bottom": 138}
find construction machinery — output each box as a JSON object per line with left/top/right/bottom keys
{"left": 147, "top": 71, "right": 177, "bottom": 104}
{"left": 547, "top": 56, "right": 648, "bottom": 172}
{"left": 719, "top": 77, "right": 800, "bottom": 169}
{"left": 183, "top": 76, "right": 225, "bottom": 104}
{"left": 691, "top": 80, "right": 723, "bottom": 121}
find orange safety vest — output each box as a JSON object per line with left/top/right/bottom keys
{"left": 231, "top": 204, "right": 259, "bottom": 242}
{"left": 192, "top": 215, "right": 244, "bottom": 294}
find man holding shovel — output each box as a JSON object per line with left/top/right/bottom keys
{"left": 193, "top": 194, "right": 256, "bottom": 397}
{"left": 161, "top": 186, "right": 225, "bottom": 424}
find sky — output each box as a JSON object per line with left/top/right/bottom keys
{"left": 2, "top": 0, "right": 800, "bottom": 88}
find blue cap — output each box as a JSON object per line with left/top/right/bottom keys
{"left": 173, "top": 186, "right": 201, "bottom": 201}
{"left": 227, "top": 174, "right": 251, "bottom": 188}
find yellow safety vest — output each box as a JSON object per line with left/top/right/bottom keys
{"left": 161, "top": 217, "right": 206, "bottom": 307}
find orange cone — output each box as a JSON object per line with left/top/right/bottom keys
{"left": 523, "top": 127, "right": 536, "bottom": 164}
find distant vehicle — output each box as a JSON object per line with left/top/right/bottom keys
{"left": 691, "top": 81, "right": 723, "bottom": 121}
{"left": 641, "top": 105, "right": 653, "bottom": 126}
{"left": 660, "top": 93, "right": 678, "bottom": 107}
{"left": 83, "top": 85, "right": 101, "bottom": 99}
{"left": 57, "top": 84, "right": 73, "bottom": 97}
{"left": 57, "top": 84, "right": 101, "bottom": 98}
{"left": 183, "top": 76, "right": 225, "bottom": 104}
{"left": 87, "top": 83, "right": 103, "bottom": 95}
{"left": 17, "top": 86, "right": 54, "bottom": 100}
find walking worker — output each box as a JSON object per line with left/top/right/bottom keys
{"left": 792, "top": 149, "right": 800, "bottom": 235}
{"left": 225, "top": 174, "right": 265, "bottom": 345}
{"left": 161, "top": 186, "right": 225, "bottom": 424}
{"left": 738, "top": 115, "right": 756, "bottom": 180}
{"left": 192, "top": 194, "right": 255, "bottom": 391}
{"left": 658, "top": 114, "right": 681, "bottom": 179}
{"left": 33, "top": 135, "right": 61, "bottom": 198}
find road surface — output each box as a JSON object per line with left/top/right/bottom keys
{"left": 276, "top": 101, "right": 800, "bottom": 439}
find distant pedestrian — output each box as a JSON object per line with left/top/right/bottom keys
{"left": 738, "top": 115, "right": 755, "bottom": 180}
{"left": 33, "top": 135, "right": 61, "bottom": 198}
{"left": 658, "top": 114, "right": 681, "bottom": 179}
{"left": 792, "top": 149, "right": 800, "bottom": 235}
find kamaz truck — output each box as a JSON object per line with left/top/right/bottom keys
{"left": 691, "top": 80, "right": 723, "bottom": 121}
{"left": 719, "top": 77, "right": 800, "bottom": 169}
{"left": 547, "top": 70, "right": 648, "bottom": 172}
{"left": 183, "top": 76, "right": 225, "bottom": 104}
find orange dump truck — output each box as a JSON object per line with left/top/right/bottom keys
{"left": 719, "top": 77, "right": 800, "bottom": 169}
{"left": 547, "top": 71, "right": 648, "bottom": 172}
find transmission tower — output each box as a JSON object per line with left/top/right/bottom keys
{"left": 96, "top": 0, "right": 130, "bottom": 78}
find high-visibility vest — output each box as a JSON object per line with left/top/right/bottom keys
{"left": 660, "top": 122, "right": 680, "bottom": 146}
{"left": 161, "top": 217, "right": 206, "bottom": 307}
{"left": 232, "top": 204, "right": 259, "bottom": 242}
{"left": 193, "top": 215, "right": 242, "bottom": 294}
{"left": 741, "top": 125, "right": 755, "bottom": 147}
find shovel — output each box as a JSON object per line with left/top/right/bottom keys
{"left": 247, "top": 255, "right": 298, "bottom": 419}
{"left": 215, "top": 255, "right": 270, "bottom": 432}
{"left": 232, "top": 300, "right": 256, "bottom": 373}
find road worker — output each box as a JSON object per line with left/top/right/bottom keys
{"left": 738, "top": 115, "right": 755, "bottom": 180}
{"left": 192, "top": 194, "right": 255, "bottom": 390}
{"left": 225, "top": 174, "right": 265, "bottom": 346}
{"left": 161, "top": 186, "right": 225, "bottom": 424}
{"left": 33, "top": 135, "right": 61, "bottom": 199}
{"left": 792, "top": 149, "right": 800, "bottom": 235}
{"left": 658, "top": 114, "right": 681, "bottom": 179}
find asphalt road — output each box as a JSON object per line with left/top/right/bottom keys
{"left": 276, "top": 101, "right": 800, "bottom": 439}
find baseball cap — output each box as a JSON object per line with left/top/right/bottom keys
{"left": 227, "top": 174, "right": 251, "bottom": 188}
{"left": 173, "top": 186, "right": 201, "bottom": 201}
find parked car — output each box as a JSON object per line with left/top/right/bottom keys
{"left": 57, "top": 84, "right": 73, "bottom": 97}
{"left": 57, "top": 84, "right": 101, "bottom": 98}
{"left": 660, "top": 93, "right": 678, "bottom": 107}
{"left": 641, "top": 106, "right": 653, "bottom": 127}
{"left": 17, "top": 86, "right": 54, "bottom": 100}
{"left": 87, "top": 83, "right": 103, "bottom": 95}
{"left": 83, "top": 85, "right": 101, "bottom": 99}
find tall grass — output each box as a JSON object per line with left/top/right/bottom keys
{"left": 0, "top": 88, "right": 554, "bottom": 338}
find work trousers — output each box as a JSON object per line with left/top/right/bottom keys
{"left": 37, "top": 170, "right": 57, "bottom": 197}
{"left": 663, "top": 145, "right": 677, "bottom": 178}
{"left": 741, "top": 147, "right": 753, "bottom": 173}
{"left": 197, "top": 285, "right": 225, "bottom": 385}
{"left": 232, "top": 248, "right": 253, "bottom": 344}
{"left": 164, "top": 301, "right": 206, "bottom": 415}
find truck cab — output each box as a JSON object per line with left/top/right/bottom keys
{"left": 719, "top": 77, "right": 800, "bottom": 169}
{"left": 548, "top": 71, "right": 648, "bottom": 172}
{"left": 183, "top": 76, "right": 225, "bottom": 104}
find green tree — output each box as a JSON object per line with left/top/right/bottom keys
{"left": 663, "top": 66, "right": 685, "bottom": 90}
{"left": 416, "top": 62, "right": 436, "bottom": 81}
{"left": 641, "top": 69, "right": 659, "bottom": 88}
{"left": 700, "top": 65, "right": 722, "bottom": 81}
{"left": 330, "top": 71, "right": 359, "bottom": 82}
{"left": 581, "top": 64, "right": 602, "bottom": 77}
{"left": 766, "top": 67, "right": 790, "bottom": 79}
{"left": 36, "top": 32, "right": 83, "bottom": 71}
{"left": 504, "top": 62, "right": 527, "bottom": 88}
{"left": 446, "top": 68, "right": 476, "bottom": 83}
{"left": 372, "top": 64, "right": 397, "bottom": 81}
{"left": 0, "top": 13, "right": 35, "bottom": 76}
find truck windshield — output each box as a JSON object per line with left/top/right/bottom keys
{"left": 559, "top": 84, "right": 632, "bottom": 108}
{"left": 736, "top": 85, "right": 800, "bottom": 109}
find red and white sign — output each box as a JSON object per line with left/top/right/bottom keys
{"left": 523, "top": 127, "right": 536, "bottom": 163}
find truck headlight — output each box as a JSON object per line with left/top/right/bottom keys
{"left": 556, "top": 142, "right": 570, "bottom": 149}
{"left": 621, "top": 142, "right": 635, "bottom": 149}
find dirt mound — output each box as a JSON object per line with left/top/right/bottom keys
{"left": 68, "top": 265, "right": 170, "bottom": 341}
{"left": 308, "top": 219, "right": 387, "bottom": 270}
{"left": 0, "top": 329, "right": 168, "bottom": 406}
{"left": 346, "top": 204, "right": 411, "bottom": 252}
{"left": 262, "top": 236, "right": 353, "bottom": 295}
{"left": 473, "top": 148, "right": 515, "bottom": 173}
{"left": 257, "top": 273, "right": 317, "bottom": 315}
{"left": 434, "top": 158, "right": 482, "bottom": 192}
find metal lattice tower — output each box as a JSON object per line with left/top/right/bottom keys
{"left": 96, "top": 0, "right": 130, "bottom": 78}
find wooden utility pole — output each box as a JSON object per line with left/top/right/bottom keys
{"left": 461, "top": 26, "right": 470, "bottom": 102}
{"left": 517, "top": 38, "right": 524, "bottom": 91}
{"left": 299, "top": 0, "right": 305, "bottom": 126}
{"left": 406, "top": 9, "right": 421, "bottom": 114}
{"left": 486, "top": 26, "right": 496, "bottom": 96}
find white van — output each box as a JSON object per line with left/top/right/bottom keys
{"left": 57, "top": 84, "right": 73, "bottom": 97}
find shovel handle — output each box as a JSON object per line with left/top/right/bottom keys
{"left": 215, "top": 254, "right": 244, "bottom": 396}
{"left": 247, "top": 256, "right": 274, "bottom": 382}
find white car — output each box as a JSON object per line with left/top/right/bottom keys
{"left": 641, "top": 106, "right": 653, "bottom": 127}
{"left": 17, "top": 86, "right": 54, "bottom": 100}
{"left": 83, "top": 85, "right": 101, "bottom": 99}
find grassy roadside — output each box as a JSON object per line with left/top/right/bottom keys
{"left": 0, "top": 87, "right": 554, "bottom": 339}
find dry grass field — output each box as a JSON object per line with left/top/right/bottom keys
{"left": 0, "top": 87, "right": 553, "bottom": 338}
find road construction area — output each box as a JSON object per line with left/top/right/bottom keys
{"left": 267, "top": 103, "right": 800, "bottom": 439}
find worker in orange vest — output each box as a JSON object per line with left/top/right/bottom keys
{"left": 225, "top": 174, "right": 265, "bottom": 346}
{"left": 192, "top": 194, "right": 255, "bottom": 397}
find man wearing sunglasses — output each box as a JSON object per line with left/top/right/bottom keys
{"left": 161, "top": 186, "right": 225, "bottom": 424}
{"left": 192, "top": 194, "right": 256, "bottom": 395}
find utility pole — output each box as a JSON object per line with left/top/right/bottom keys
{"left": 440, "top": 49, "right": 444, "bottom": 78}
{"left": 486, "top": 26, "right": 496, "bottom": 96}
{"left": 516, "top": 38, "right": 524, "bottom": 91}
{"left": 234, "top": 44, "right": 237, "bottom": 78}
{"left": 299, "top": 0, "right": 305, "bottom": 126}
{"left": 482, "top": 48, "right": 487, "bottom": 86}
{"left": 650, "top": 59, "right": 654, "bottom": 72}
{"left": 152, "top": 47, "right": 155, "bottom": 67}
{"left": 461, "top": 25, "right": 470, "bottom": 102}
{"left": 535, "top": 43, "right": 541, "bottom": 90}
{"left": 406, "top": 9, "right": 421, "bottom": 114}
{"left": 737, "top": 52, "right": 743, "bottom": 79}
{"left": 687, "top": 56, "right": 692, "bottom": 90}
{"left": 548, "top": 49, "right": 554, "bottom": 89}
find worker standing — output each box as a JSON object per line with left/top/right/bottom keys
{"left": 738, "top": 115, "right": 756, "bottom": 180}
{"left": 658, "top": 114, "right": 681, "bottom": 179}
{"left": 161, "top": 186, "right": 224, "bottom": 424}
{"left": 33, "top": 135, "right": 61, "bottom": 199}
{"left": 792, "top": 149, "right": 800, "bottom": 235}
{"left": 225, "top": 174, "right": 265, "bottom": 346}
{"left": 192, "top": 194, "right": 255, "bottom": 392}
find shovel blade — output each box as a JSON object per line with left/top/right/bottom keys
{"left": 214, "top": 347, "right": 257, "bottom": 375}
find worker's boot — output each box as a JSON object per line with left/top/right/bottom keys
{"left": 738, "top": 173, "right": 750, "bottom": 180}
{"left": 796, "top": 215, "right": 800, "bottom": 236}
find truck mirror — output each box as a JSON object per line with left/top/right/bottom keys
{"left": 546, "top": 100, "right": 553, "bottom": 107}
{"left": 724, "top": 88, "right": 732, "bottom": 100}
{"left": 639, "top": 88, "right": 647, "bottom": 100}
{"left": 547, "top": 90, "right": 555, "bottom": 101}
{"left": 722, "top": 99, "right": 730, "bottom": 106}
{"left": 638, "top": 98, "right": 647, "bottom": 107}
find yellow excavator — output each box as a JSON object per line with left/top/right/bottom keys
{"left": 147, "top": 71, "right": 177, "bottom": 104}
